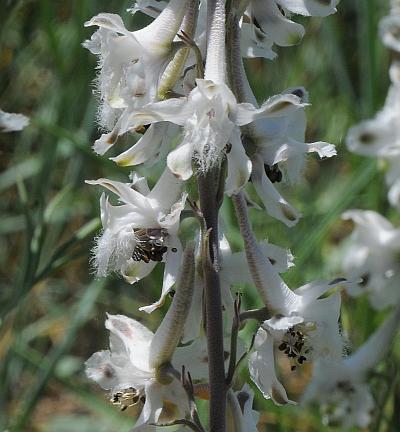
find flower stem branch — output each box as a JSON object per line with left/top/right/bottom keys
{"left": 153, "top": 419, "right": 205, "bottom": 432}
{"left": 239, "top": 306, "right": 270, "bottom": 323}
{"left": 226, "top": 295, "right": 241, "bottom": 386}
{"left": 182, "top": 366, "right": 206, "bottom": 432}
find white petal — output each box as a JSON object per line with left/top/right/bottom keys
{"left": 85, "top": 13, "right": 131, "bottom": 35}
{"left": 128, "top": 0, "right": 167, "bottom": 18}
{"left": 251, "top": 0, "right": 305, "bottom": 46}
{"left": 167, "top": 141, "right": 194, "bottom": 180}
{"left": 173, "top": 337, "right": 209, "bottom": 380}
{"left": 134, "top": 380, "right": 163, "bottom": 427}
{"left": 249, "top": 328, "right": 295, "bottom": 405}
{"left": 225, "top": 130, "right": 252, "bottom": 195}
{"left": 0, "top": 109, "right": 29, "bottom": 132}
{"left": 307, "top": 141, "right": 337, "bottom": 158}
{"left": 86, "top": 178, "right": 150, "bottom": 208}
{"left": 105, "top": 314, "right": 153, "bottom": 371}
{"left": 157, "top": 193, "right": 187, "bottom": 233}
{"left": 295, "top": 278, "right": 346, "bottom": 305}
{"left": 173, "top": 336, "right": 244, "bottom": 381}
{"left": 130, "top": 172, "right": 151, "bottom": 195}
{"left": 258, "top": 241, "right": 294, "bottom": 272}
{"left": 262, "top": 314, "right": 304, "bottom": 337}
{"left": 235, "top": 384, "right": 260, "bottom": 432}
{"left": 342, "top": 209, "right": 394, "bottom": 233}
{"left": 122, "top": 259, "right": 157, "bottom": 284}
{"left": 85, "top": 349, "right": 151, "bottom": 392}
{"left": 85, "top": 350, "right": 122, "bottom": 390}
{"left": 389, "top": 61, "right": 400, "bottom": 84}
{"left": 240, "top": 23, "right": 277, "bottom": 60}
{"left": 388, "top": 179, "right": 400, "bottom": 209}
{"left": 126, "top": 98, "right": 191, "bottom": 130}
{"left": 278, "top": 0, "right": 338, "bottom": 17}
{"left": 345, "top": 302, "right": 400, "bottom": 374}
{"left": 304, "top": 292, "right": 342, "bottom": 359}
{"left": 147, "top": 168, "right": 184, "bottom": 212}
{"left": 251, "top": 156, "right": 300, "bottom": 227}
{"left": 139, "top": 238, "right": 182, "bottom": 313}
{"left": 110, "top": 123, "right": 168, "bottom": 167}
{"left": 346, "top": 115, "right": 398, "bottom": 157}
{"left": 235, "top": 93, "right": 304, "bottom": 126}
{"left": 380, "top": 14, "right": 400, "bottom": 52}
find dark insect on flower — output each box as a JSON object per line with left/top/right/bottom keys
{"left": 132, "top": 228, "right": 169, "bottom": 263}
{"left": 264, "top": 164, "right": 283, "bottom": 183}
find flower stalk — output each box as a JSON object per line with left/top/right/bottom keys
{"left": 198, "top": 168, "right": 226, "bottom": 432}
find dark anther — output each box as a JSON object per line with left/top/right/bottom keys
{"left": 134, "top": 124, "right": 150, "bottom": 135}
{"left": 359, "top": 273, "right": 370, "bottom": 287}
{"left": 252, "top": 16, "right": 262, "bottom": 31}
{"left": 359, "top": 132, "right": 375, "bottom": 144}
{"left": 264, "top": 164, "right": 283, "bottom": 183}
{"left": 291, "top": 88, "right": 305, "bottom": 99}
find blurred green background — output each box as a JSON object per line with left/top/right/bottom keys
{"left": 1, "top": 0, "right": 399, "bottom": 431}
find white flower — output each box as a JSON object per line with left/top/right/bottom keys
{"left": 85, "top": 314, "right": 190, "bottom": 428}
{"left": 240, "top": 21, "right": 277, "bottom": 60}
{"left": 302, "top": 303, "right": 400, "bottom": 428}
{"left": 346, "top": 59, "right": 400, "bottom": 208}
{"left": 227, "top": 384, "right": 260, "bottom": 432}
{"left": 243, "top": 0, "right": 338, "bottom": 55}
{"left": 341, "top": 210, "right": 400, "bottom": 310}
{"left": 87, "top": 169, "right": 186, "bottom": 313}
{"left": 83, "top": 0, "right": 190, "bottom": 154}
{"left": 0, "top": 109, "right": 29, "bottom": 132}
{"left": 248, "top": 87, "right": 336, "bottom": 227}
{"left": 380, "top": 12, "right": 400, "bottom": 52}
{"left": 122, "top": 79, "right": 304, "bottom": 194}
{"left": 87, "top": 313, "right": 242, "bottom": 427}
{"left": 346, "top": 80, "right": 400, "bottom": 159}
{"left": 248, "top": 276, "right": 343, "bottom": 405}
